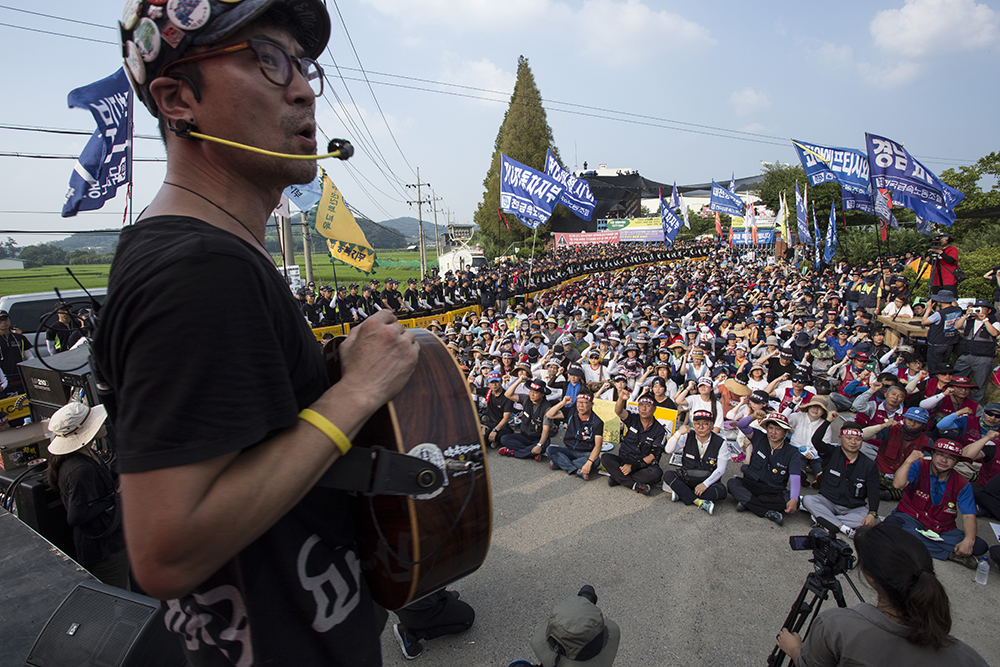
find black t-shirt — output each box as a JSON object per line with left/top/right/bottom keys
{"left": 0, "top": 331, "right": 31, "bottom": 389}
{"left": 57, "top": 452, "right": 125, "bottom": 566}
{"left": 475, "top": 386, "right": 513, "bottom": 428}
{"left": 92, "top": 216, "right": 381, "bottom": 667}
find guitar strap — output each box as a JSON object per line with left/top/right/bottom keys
{"left": 316, "top": 446, "right": 447, "bottom": 496}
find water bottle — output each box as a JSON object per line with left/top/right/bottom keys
{"left": 975, "top": 557, "right": 990, "bottom": 585}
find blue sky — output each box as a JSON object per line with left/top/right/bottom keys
{"left": 1, "top": 0, "right": 997, "bottom": 247}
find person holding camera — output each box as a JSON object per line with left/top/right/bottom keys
{"left": 800, "top": 422, "right": 880, "bottom": 540}
{"left": 885, "top": 440, "right": 988, "bottom": 569}
{"left": 777, "top": 522, "right": 988, "bottom": 666}
{"left": 661, "top": 409, "right": 729, "bottom": 514}
{"left": 952, "top": 300, "right": 999, "bottom": 404}
{"left": 928, "top": 232, "right": 960, "bottom": 297}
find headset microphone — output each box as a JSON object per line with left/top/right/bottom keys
{"left": 171, "top": 119, "right": 353, "bottom": 161}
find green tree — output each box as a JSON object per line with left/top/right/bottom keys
{"left": 18, "top": 243, "right": 68, "bottom": 268}
{"left": 939, "top": 151, "right": 1000, "bottom": 244}
{"left": 0, "top": 236, "right": 20, "bottom": 259}
{"left": 473, "top": 56, "right": 562, "bottom": 259}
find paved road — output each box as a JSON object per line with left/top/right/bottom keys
{"left": 380, "top": 435, "right": 999, "bottom": 666}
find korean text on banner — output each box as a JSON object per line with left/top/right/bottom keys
{"left": 545, "top": 150, "right": 595, "bottom": 220}
{"left": 284, "top": 169, "right": 324, "bottom": 212}
{"left": 824, "top": 200, "right": 837, "bottom": 263}
{"left": 500, "top": 154, "right": 565, "bottom": 229}
{"left": 315, "top": 173, "right": 376, "bottom": 273}
{"left": 709, "top": 181, "right": 744, "bottom": 217}
{"left": 553, "top": 231, "right": 620, "bottom": 246}
{"left": 795, "top": 181, "right": 812, "bottom": 245}
{"left": 660, "top": 198, "right": 683, "bottom": 246}
{"left": 62, "top": 68, "right": 132, "bottom": 217}
{"left": 792, "top": 139, "right": 874, "bottom": 215}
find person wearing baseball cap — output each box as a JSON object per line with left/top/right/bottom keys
{"left": 662, "top": 410, "right": 729, "bottom": 515}
{"left": 800, "top": 421, "right": 881, "bottom": 540}
{"left": 828, "top": 350, "right": 872, "bottom": 412}
{"left": 473, "top": 371, "right": 514, "bottom": 447}
{"left": 728, "top": 412, "right": 801, "bottom": 526}
{"left": 601, "top": 388, "right": 666, "bottom": 495}
{"left": 499, "top": 377, "right": 554, "bottom": 460}
{"left": 952, "top": 299, "right": 999, "bottom": 404}
{"left": 885, "top": 440, "right": 988, "bottom": 569}
{"left": 921, "top": 289, "right": 962, "bottom": 374}
{"left": 45, "top": 401, "right": 129, "bottom": 589}
{"left": 97, "top": 2, "right": 426, "bottom": 665}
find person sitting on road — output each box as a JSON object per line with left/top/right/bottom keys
{"left": 860, "top": 407, "right": 933, "bottom": 502}
{"left": 885, "top": 439, "right": 988, "bottom": 569}
{"left": 786, "top": 395, "right": 837, "bottom": 488}
{"left": 800, "top": 422, "right": 880, "bottom": 540}
{"left": 728, "top": 412, "right": 801, "bottom": 526}
{"left": 600, "top": 390, "right": 666, "bottom": 495}
{"left": 545, "top": 388, "right": 604, "bottom": 480}
{"left": 661, "top": 410, "right": 729, "bottom": 515}
{"left": 499, "top": 377, "right": 554, "bottom": 461}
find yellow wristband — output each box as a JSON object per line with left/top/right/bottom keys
{"left": 298, "top": 409, "right": 352, "bottom": 456}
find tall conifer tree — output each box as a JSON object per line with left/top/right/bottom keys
{"left": 473, "top": 56, "right": 562, "bottom": 257}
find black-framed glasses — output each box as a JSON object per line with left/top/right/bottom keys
{"left": 163, "top": 39, "right": 324, "bottom": 96}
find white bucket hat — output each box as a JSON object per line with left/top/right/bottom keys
{"left": 47, "top": 402, "right": 108, "bottom": 455}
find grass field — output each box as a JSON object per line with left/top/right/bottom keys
{"left": 0, "top": 250, "right": 438, "bottom": 298}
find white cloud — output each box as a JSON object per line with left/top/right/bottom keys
{"left": 871, "top": 0, "right": 998, "bottom": 58}
{"left": 438, "top": 58, "right": 516, "bottom": 105}
{"left": 361, "top": 0, "right": 714, "bottom": 64}
{"left": 729, "top": 88, "right": 771, "bottom": 115}
{"left": 857, "top": 60, "right": 922, "bottom": 87}
{"left": 574, "top": 0, "right": 715, "bottom": 65}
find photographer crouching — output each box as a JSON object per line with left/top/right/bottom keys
{"left": 776, "top": 522, "right": 987, "bottom": 666}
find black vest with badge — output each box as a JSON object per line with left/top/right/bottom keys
{"left": 745, "top": 433, "right": 798, "bottom": 490}
{"left": 927, "top": 304, "right": 963, "bottom": 346}
{"left": 958, "top": 318, "right": 997, "bottom": 358}
{"left": 682, "top": 431, "right": 724, "bottom": 472}
{"left": 520, "top": 398, "right": 550, "bottom": 440}
{"left": 818, "top": 448, "right": 875, "bottom": 509}
{"left": 619, "top": 413, "right": 666, "bottom": 464}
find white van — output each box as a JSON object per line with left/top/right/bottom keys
{"left": 0, "top": 289, "right": 107, "bottom": 355}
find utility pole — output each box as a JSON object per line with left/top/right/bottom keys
{"left": 405, "top": 167, "right": 431, "bottom": 278}
{"left": 300, "top": 210, "right": 313, "bottom": 285}
{"left": 430, "top": 192, "right": 443, "bottom": 269}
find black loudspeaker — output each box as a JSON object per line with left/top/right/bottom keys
{"left": 24, "top": 582, "right": 187, "bottom": 667}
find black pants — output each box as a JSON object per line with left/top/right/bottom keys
{"left": 973, "top": 475, "right": 1000, "bottom": 520}
{"left": 396, "top": 590, "right": 475, "bottom": 641}
{"left": 727, "top": 476, "right": 787, "bottom": 517}
{"left": 926, "top": 344, "right": 954, "bottom": 375}
{"left": 500, "top": 433, "right": 541, "bottom": 458}
{"left": 601, "top": 453, "right": 662, "bottom": 487}
{"left": 662, "top": 470, "right": 727, "bottom": 505}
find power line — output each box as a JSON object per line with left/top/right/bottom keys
{"left": 330, "top": 0, "right": 416, "bottom": 177}
{"left": 0, "top": 151, "right": 164, "bottom": 161}
{"left": 0, "top": 5, "right": 116, "bottom": 31}
{"left": 0, "top": 21, "right": 115, "bottom": 45}
{"left": 0, "top": 123, "right": 161, "bottom": 141}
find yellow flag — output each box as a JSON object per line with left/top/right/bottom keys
{"left": 315, "top": 170, "right": 376, "bottom": 273}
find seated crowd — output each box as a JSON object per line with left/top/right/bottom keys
{"left": 423, "top": 240, "right": 999, "bottom": 572}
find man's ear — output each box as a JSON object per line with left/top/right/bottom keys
{"left": 148, "top": 76, "right": 198, "bottom": 132}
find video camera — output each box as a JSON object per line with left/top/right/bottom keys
{"left": 789, "top": 524, "right": 856, "bottom": 577}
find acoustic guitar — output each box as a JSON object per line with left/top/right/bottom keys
{"left": 323, "top": 328, "right": 492, "bottom": 610}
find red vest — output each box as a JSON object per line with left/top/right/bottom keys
{"left": 896, "top": 460, "right": 967, "bottom": 534}
{"left": 979, "top": 445, "right": 1000, "bottom": 486}
{"left": 779, "top": 388, "right": 814, "bottom": 413}
{"left": 875, "top": 424, "right": 927, "bottom": 476}
{"left": 838, "top": 363, "right": 862, "bottom": 394}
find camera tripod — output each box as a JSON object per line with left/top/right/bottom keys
{"left": 767, "top": 569, "right": 859, "bottom": 667}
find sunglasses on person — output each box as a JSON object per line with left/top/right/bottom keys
{"left": 163, "top": 39, "right": 324, "bottom": 96}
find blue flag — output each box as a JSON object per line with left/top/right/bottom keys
{"left": 865, "top": 133, "right": 964, "bottom": 227}
{"left": 660, "top": 198, "right": 683, "bottom": 246}
{"left": 795, "top": 181, "right": 812, "bottom": 244}
{"left": 500, "top": 154, "right": 565, "bottom": 229}
{"left": 710, "top": 180, "right": 744, "bottom": 217}
{"left": 874, "top": 189, "right": 899, "bottom": 230}
{"left": 670, "top": 181, "right": 681, "bottom": 211}
{"left": 730, "top": 172, "right": 736, "bottom": 194}
{"left": 792, "top": 139, "right": 874, "bottom": 215}
{"left": 62, "top": 68, "right": 132, "bottom": 217}
{"left": 544, "top": 150, "right": 595, "bottom": 220}
{"left": 915, "top": 215, "right": 934, "bottom": 236}
{"left": 824, "top": 201, "right": 837, "bottom": 264}
{"left": 812, "top": 203, "right": 821, "bottom": 267}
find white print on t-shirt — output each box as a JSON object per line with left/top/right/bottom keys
{"left": 164, "top": 584, "right": 252, "bottom": 667}
{"left": 297, "top": 534, "right": 361, "bottom": 633}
